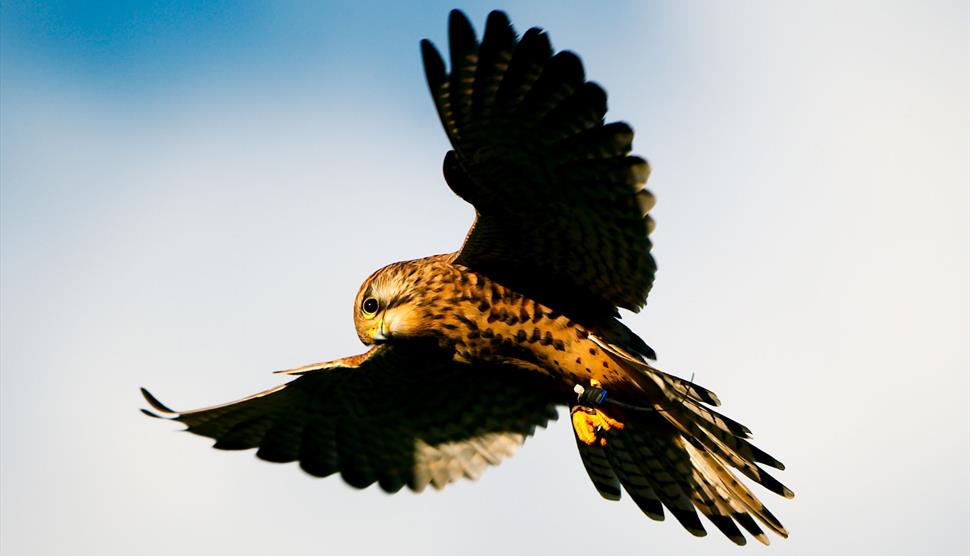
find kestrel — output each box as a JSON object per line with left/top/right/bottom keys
{"left": 142, "top": 10, "right": 792, "bottom": 545}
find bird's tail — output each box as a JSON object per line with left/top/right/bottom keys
{"left": 573, "top": 336, "right": 793, "bottom": 545}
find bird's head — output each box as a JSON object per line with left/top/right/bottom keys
{"left": 353, "top": 260, "right": 433, "bottom": 345}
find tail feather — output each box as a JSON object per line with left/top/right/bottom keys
{"left": 679, "top": 447, "right": 751, "bottom": 545}
{"left": 593, "top": 334, "right": 791, "bottom": 493}
{"left": 574, "top": 434, "right": 622, "bottom": 501}
{"left": 687, "top": 420, "right": 793, "bottom": 499}
{"left": 575, "top": 335, "right": 793, "bottom": 544}
{"left": 649, "top": 437, "right": 747, "bottom": 544}
{"left": 691, "top": 445, "right": 789, "bottom": 538}
{"left": 682, "top": 438, "right": 771, "bottom": 545}
{"left": 630, "top": 433, "right": 708, "bottom": 536}
{"left": 654, "top": 398, "right": 793, "bottom": 500}
{"left": 610, "top": 430, "right": 700, "bottom": 530}
{"left": 655, "top": 370, "right": 722, "bottom": 407}
{"left": 599, "top": 431, "right": 664, "bottom": 520}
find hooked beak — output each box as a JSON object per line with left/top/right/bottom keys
{"left": 370, "top": 318, "right": 390, "bottom": 343}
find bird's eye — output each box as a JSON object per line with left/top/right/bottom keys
{"left": 361, "top": 297, "right": 379, "bottom": 317}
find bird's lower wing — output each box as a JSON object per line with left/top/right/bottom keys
{"left": 142, "top": 343, "right": 559, "bottom": 493}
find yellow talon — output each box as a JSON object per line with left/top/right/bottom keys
{"left": 571, "top": 406, "right": 625, "bottom": 447}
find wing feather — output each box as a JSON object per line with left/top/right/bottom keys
{"left": 143, "top": 344, "right": 558, "bottom": 492}
{"left": 423, "top": 10, "right": 656, "bottom": 317}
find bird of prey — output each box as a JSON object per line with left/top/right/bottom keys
{"left": 142, "top": 9, "right": 793, "bottom": 545}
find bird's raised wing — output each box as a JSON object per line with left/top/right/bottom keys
{"left": 423, "top": 10, "right": 656, "bottom": 318}
{"left": 142, "top": 343, "right": 559, "bottom": 493}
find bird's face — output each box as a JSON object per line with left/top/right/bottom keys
{"left": 353, "top": 262, "right": 429, "bottom": 345}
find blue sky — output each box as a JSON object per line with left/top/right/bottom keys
{"left": 2, "top": 2, "right": 968, "bottom": 555}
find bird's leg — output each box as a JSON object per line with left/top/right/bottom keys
{"left": 571, "top": 379, "right": 624, "bottom": 447}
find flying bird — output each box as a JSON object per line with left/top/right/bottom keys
{"left": 142, "top": 10, "right": 793, "bottom": 545}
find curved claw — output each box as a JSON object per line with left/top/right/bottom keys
{"left": 571, "top": 406, "right": 625, "bottom": 446}
{"left": 571, "top": 380, "right": 625, "bottom": 446}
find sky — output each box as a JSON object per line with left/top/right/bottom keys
{"left": 1, "top": 1, "right": 968, "bottom": 555}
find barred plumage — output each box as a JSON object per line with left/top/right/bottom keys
{"left": 142, "top": 9, "right": 791, "bottom": 546}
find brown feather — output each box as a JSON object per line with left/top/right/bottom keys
{"left": 422, "top": 9, "right": 657, "bottom": 318}
{"left": 142, "top": 343, "right": 558, "bottom": 493}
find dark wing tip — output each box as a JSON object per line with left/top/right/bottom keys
{"left": 521, "top": 25, "right": 547, "bottom": 40}
{"left": 341, "top": 469, "right": 378, "bottom": 490}
{"left": 420, "top": 39, "right": 446, "bottom": 90}
{"left": 484, "top": 9, "right": 511, "bottom": 31}
{"left": 213, "top": 438, "right": 252, "bottom": 451}
{"left": 519, "top": 26, "right": 552, "bottom": 58}
{"left": 669, "top": 508, "right": 707, "bottom": 538}
{"left": 734, "top": 513, "right": 770, "bottom": 545}
{"left": 607, "top": 120, "right": 634, "bottom": 135}
{"left": 599, "top": 486, "right": 622, "bottom": 501}
{"left": 707, "top": 515, "right": 747, "bottom": 545}
{"left": 449, "top": 9, "right": 473, "bottom": 26}
{"left": 378, "top": 474, "right": 408, "bottom": 494}
{"left": 448, "top": 9, "right": 477, "bottom": 55}
{"left": 443, "top": 149, "right": 476, "bottom": 198}
{"left": 626, "top": 155, "right": 650, "bottom": 184}
{"left": 140, "top": 387, "right": 176, "bottom": 415}
{"left": 758, "top": 470, "right": 795, "bottom": 499}
{"left": 449, "top": 8, "right": 470, "bottom": 25}
{"left": 481, "top": 10, "right": 516, "bottom": 54}
{"left": 751, "top": 444, "right": 786, "bottom": 470}
{"left": 550, "top": 50, "right": 585, "bottom": 82}
{"left": 581, "top": 80, "right": 609, "bottom": 113}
